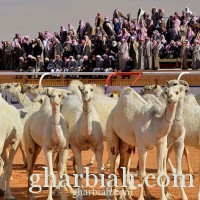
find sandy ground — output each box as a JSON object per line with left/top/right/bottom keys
{"left": 8, "top": 143, "right": 199, "bottom": 200}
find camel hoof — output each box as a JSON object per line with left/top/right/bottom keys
{"left": 23, "top": 163, "right": 27, "bottom": 168}
{"left": 86, "top": 161, "right": 93, "bottom": 166}
{"left": 52, "top": 189, "right": 60, "bottom": 197}
{"left": 165, "top": 192, "right": 175, "bottom": 200}
{"left": 3, "top": 194, "right": 15, "bottom": 200}
{"left": 0, "top": 189, "right": 4, "bottom": 197}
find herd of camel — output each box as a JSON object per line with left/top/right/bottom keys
{"left": 0, "top": 78, "right": 200, "bottom": 200}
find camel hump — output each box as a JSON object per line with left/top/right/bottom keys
{"left": 120, "top": 87, "right": 147, "bottom": 105}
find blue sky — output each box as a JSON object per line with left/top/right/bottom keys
{"left": 0, "top": 0, "right": 199, "bottom": 41}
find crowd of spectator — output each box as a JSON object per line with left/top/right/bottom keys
{"left": 0, "top": 6, "right": 200, "bottom": 76}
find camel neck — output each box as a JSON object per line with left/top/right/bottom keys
{"left": 13, "top": 91, "right": 32, "bottom": 107}
{"left": 175, "top": 98, "right": 184, "bottom": 121}
{"left": 165, "top": 102, "right": 177, "bottom": 125}
{"left": 51, "top": 104, "right": 61, "bottom": 125}
{"left": 81, "top": 100, "right": 93, "bottom": 137}
{"left": 51, "top": 104, "right": 64, "bottom": 144}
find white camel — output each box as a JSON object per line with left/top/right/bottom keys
{"left": 21, "top": 84, "right": 44, "bottom": 98}
{"left": 141, "top": 81, "right": 194, "bottom": 177}
{"left": 24, "top": 87, "right": 71, "bottom": 200}
{"left": 106, "top": 84, "right": 187, "bottom": 200}
{"left": 0, "top": 95, "right": 23, "bottom": 200}
{"left": 61, "top": 84, "right": 108, "bottom": 200}
{"left": 2, "top": 83, "right": 34, "bottom": 107}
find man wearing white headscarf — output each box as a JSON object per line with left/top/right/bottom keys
{"left": 118, "top": 39, "right": 129, "bottom": 70}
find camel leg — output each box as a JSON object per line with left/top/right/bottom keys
{"left": 167, "top": 145, "right": 176, "bottom": 174}
{"left": 137, "top": 146, "right": 147, "bottom": 200}
{"left": 183, "top": 146, "right": 194, "bottom": 177}
{"left": 107, "top": 125, "right": 120, "bottom": 200}
{"left": 157, "top": 140, "right": 168, "bottom": 200}
{"left": 3, "top": 140, "right": 21, "bottom": 200}
{"left": 19, "top": 140, "right": 27, "bottom": 168}
{"left": 71, "top": 147, "right": 84, "bottom": 200}
{"left": 43, "top": 147, "right": 54, "bottom": 200}
{"left": 117, "top": 142, "right": 133, "bottom": 200}
{"left": 198, "top": 148, "right": 200, "bottom": 200}
{"left": 58, "top": 149, "right": 69, "bottom": 200}
{"left": 94, "top": 143, "right": 109, "bottom": 200}
{"left": 86, "top": 153, "right": 95, "bottom": 166}
{"left": 174, "top": 140, "right": 188, "bottom": 200}
{"left": 25, "top": 131, "right": 42, "bottom": 200}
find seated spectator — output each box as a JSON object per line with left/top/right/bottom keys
{"left": 102, "top": 54, "right": 113, "bottom": 72}
{"left": 93, "top": 55, "right": 104, "bottom": 72}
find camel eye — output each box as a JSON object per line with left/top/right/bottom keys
{"left": 174, "top": 83, "right": 177, "bottom": 86}
{"left": 176, "top": 91, "right": 179, "bottom": 95}
{"left": 91, "top": 89, "right": 93, "bottom": 92}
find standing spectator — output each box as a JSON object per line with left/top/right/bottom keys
{"left": 118, "top": 39, "right": 129, "bottom": 70}
{"left": 63, "top": 43, "right": 72, "bottom": 58}
{"left": 152, "top": 40, "right": 160, "bottom": 70}
{"left": 21, "top": 36, "right": 31, "bottom": 57}
{"left": 143, "top": 37, "right": 152, "bottom": 70}
{"left": 95, "top": 12, "right": 103, "bottom": 28}
{"left": 93, "top": 34, "right": 105, "bottom": 55}
{"left": 32, "top": 39, "right": 43, "bottom": 59}
{"left": 12, "top": 41, "right": 22, "bottom": 70}
{"left": 113, "top": 18, "right": 121, "bottom": 35}
{"left": 51, "top": 38, "right": 63, "bottom": 59}
{"left": 129, "top": 36, "right": 139, "bottom": 69}
{"left": 138, "top": 38, "right": 145, "bottom": 69}
{"left": 110, "top": 41, "right": 118, "bottom": 58}
{"left": 77, "top": 20, "right": 85, "bottom": 39}
{"left": 54, "top": 32, "right": 61, "bottom": 42}
{"left": 80, "top": 39, "right": 91, "bottom": 57}
{"left": 180, "top": 19, "right": 189, "bottom": 42}
{"left": 3, "top": 41, "right": 12, "bottom": 70}
{"left": 83, "top": 22, "right": 93, "bottom": 38}
{"left": 171, "top": 15, "right": 181, "bottom": 41}
{"left": 192, "top": 39, "right": 200, "bottom": 69}
{"left": 60, "top": 25, "right": 67, "bottom": 45}
{"left": 103, "top": 17, "right": 115, "bottom": 40}
{"left": 122, "top": 28, "right": 130, "bottom": 41}
{"left": 151, "top": 8, "right": 158, "bottom": 28}
{"left": 180, "top": 40, "right": 189, "bottom": 69}
{"left": 71, "top": 39, "right": 81, "bottom": 58}
{"left": 67, "top": 24, "right": 77, "bottom": 38}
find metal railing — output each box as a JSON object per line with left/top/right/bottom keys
{"left": 0, "top": 71, "right": 199, "bottom": 86}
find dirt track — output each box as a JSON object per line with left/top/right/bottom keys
{"left": 10, "top": 143, "right": 199, "bottom": 200}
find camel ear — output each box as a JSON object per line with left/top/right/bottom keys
{"left": 179, "top": 80, "right": 189, "bottom": 92}
{"left": 78, "top": 85, "right": 83, "bottom": 91}
{"left": 35, "top": 84, "right": 39, "bottom": 89}
{"left": 165, "top": 81, "right": 170, "bottom": 87}
{"left": 38, "top": 98, "right": 43, "bottom": 104}
{"left": 92, "top": 84, "right": 96, "bottom": 90}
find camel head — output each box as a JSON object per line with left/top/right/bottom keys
{"left": 46, "top": 87, "right": 71, "bottom": 106}
{"left": 140, "top": 85, "right": 162, "bottom": 96}
{"left": 4, "top": 82, "right": 22, "bottom": 94}
{"left": 165, "top": 80, "right": 189, "bottom": 92}
{"left": 165, "top": 85, "right": 187, "bottom": 104}
{"left": 32, "top": 94, "right": 47, "bottom": 105}
{"left": 0, "top": 83, "right": 7, "bottom": 92}
{"left": 78, "top": 84, "right": 96, "bottom": 102}
{"left": 22, "top": 84, "right": 43, "bottom": 96}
